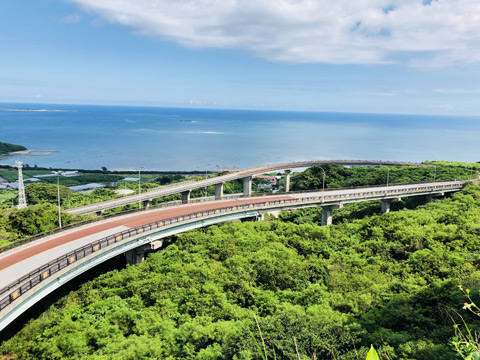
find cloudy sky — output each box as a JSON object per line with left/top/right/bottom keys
{"left": 1, "top": 0, "right": 480, "bottom": 114}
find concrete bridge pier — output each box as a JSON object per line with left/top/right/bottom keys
{"left": 284, "top": 170, "right": 292, "bottom": 192}
{"left": 242, "top": 176, "right": 252, "bottom": 196}
{"left": 126, "top": 246, "right": 147, "bottom": 265}
{"left": 181, "top": 190, "right": 191, "bottom": 204}
{"left": 241, "top": 213, "right": 264, "bottom": 222}
{"left": 321, "top": 204, "right": 342, "bottom": 226}
{"left": 426, "top": 192, "right": 444, "bottom": 204}
{"left": 126, "top": 240, "right": 163, "bottom": 265}
{"left": 381, "top": 199, "right": 392, "bottom": 214}
{"left": 215, "top": 183, "right": 224, "bottom": 199}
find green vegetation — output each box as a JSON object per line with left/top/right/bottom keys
{"left": 425, "top": 160, "right": 480, "bottom": 170}
{"left": 0, "top": 204, "right": 88, "bottom": 247}
{"left": 25, "top": 183, "right": 72, "bottom": 206}
{"left": 3, "top": 182, "right": 480, "bottom": 358}
{"left": 291, "top": 163, "right": 474, "bottom": 191}
{"left": 0, "top": 163, "right": 475, "bottom": 243}
{"left": 0, "top": 169, "right": 22, "bottom": 182}
{"left": 0, "top": 142, "right": 26, "bottom": 155}
{"left": 0, "top": 190, "right": 17, "bottom": 203}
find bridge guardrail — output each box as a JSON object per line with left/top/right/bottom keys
{"left": 0, "top": 180, "right": 466, "bottom": 255}
{"left": 0, "top": 198, "right": 291, "bottom": 311}
{"left": 0, "top": 181, "right": 464, "bottom": 313}
{"left": 65, "top": 160, "right": 431, "bottom": 213}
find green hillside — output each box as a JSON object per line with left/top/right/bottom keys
{"left": 0, "top": 142, "right": 27, "bottom": 155}
{"left": 2, "top": 184, "right": 480, "bottom": 359}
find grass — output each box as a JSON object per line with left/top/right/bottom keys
{"left": 0, "top": 190, "right": 17, "bottom": 202}
{"left": 0, "top": 169, "right": 55, "bottom": 182}
{"left": 0, "top": 170, "right": 22, "bottom": 182}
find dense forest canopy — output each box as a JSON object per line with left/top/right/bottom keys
{"left": 2, "top": 181, "right": 480, "bottom": 359}
{"left": 290, "top": 164, "right": 474, "bottom": 191}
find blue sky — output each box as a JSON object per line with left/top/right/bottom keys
{"left": 1, "top": 0, "right": 480, "bottom": 115}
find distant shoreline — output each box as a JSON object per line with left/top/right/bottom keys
{"left": 0, "top": 107, "right": 74, "bottom": 113}
{"left": 7, "top": 150, "right": 61, "bottom": 157}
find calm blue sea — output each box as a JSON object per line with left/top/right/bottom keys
{"left": 1, "top": 103, "right": 479, "bottom": 171}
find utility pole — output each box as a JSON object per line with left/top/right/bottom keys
{"left": 138, "top": 166, "right": 144, "bottom": 209}
{"left": 16, "top": 161, "right": 27, "bottom": 209}
{"left": 57, "top": 175, "right": 62, "bottom": 228}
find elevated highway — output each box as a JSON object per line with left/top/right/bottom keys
{"left": 0, "top": 180, "right": 463, "bottom": 332}
{"left": 65, "top": 160, "right": 428, "bottom": 215}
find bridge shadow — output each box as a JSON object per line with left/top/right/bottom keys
{"left": 0, "top": 254, "right": 126, "bottom": 343}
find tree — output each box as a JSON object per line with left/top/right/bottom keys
{"left": 25, "top": 182, "right": 72, "bottom": 206}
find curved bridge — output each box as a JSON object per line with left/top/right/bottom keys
{"left": 0, "top": 180, "right": 463, "bottom": 332}
{"left": 65, "top": 160, "right": 427, "bottom": 215}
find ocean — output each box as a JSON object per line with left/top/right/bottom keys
{"left": 1, "top": 103, "right": 479, "bottom": 171}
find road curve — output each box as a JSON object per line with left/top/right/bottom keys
{"left": 0, "top": 180, "right": 465, "bottom": 332}
{"left": 0, "top": 196, "right": 293, "bottom": 277}
{"left": 65, "top": 160, "right": 427, "bottom": 215}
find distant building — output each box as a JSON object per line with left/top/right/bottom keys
{"left": 5, "top": 182, "right": 19, "bottom": 190}
{"left": 60, "top": 171, "right": 80, "bottom": 177}
{"left": 32, "top": 173, "right": 58, "bottom": 179}
{"left": 257, "top": 183, "right": 272, "bottom": 189}
{"left": 123, "top": 177, "right": 141, "bottom": 182}
{"left": 103, "top": 181, "right": 118, "bottom": 187}
{"left": 69, "top": 183, "right": 105, "bottom": 193}
{"left": 256, "top": 175, "right": 277, "bottom": 184}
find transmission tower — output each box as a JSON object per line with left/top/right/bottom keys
{"left": 16, "top": 161, "right": 27, "bottom": 209}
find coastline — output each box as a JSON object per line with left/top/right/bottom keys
{"left": 5, "top": 150, "right": 61, "bottom": 157}
{"left": 0, "top": 107, "right": 74, "bottom": 113}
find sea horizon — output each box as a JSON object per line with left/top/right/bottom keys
{"left": 1, "top": 102, "right": 479, "bottom": 171}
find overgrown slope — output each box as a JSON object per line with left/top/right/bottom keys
{"left": 2, "top": 185, "right": 480, "bottom": 359}
{"left": 0, "top": 142, "right": 27, "bottom": 155}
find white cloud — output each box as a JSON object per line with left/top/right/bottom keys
{"left": 434, "top": 88, "right": 480, "bottom": 94}
{"left": 430, "top": 103, "right": 455, "bottom": 111}
{"left": 67, "top": 0, "right": 480, "bottom": 65}
{"left": 354, "top": 91, "right": 398, "bottom": 96}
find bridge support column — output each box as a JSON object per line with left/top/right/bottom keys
{"left": 284, "top": 170, "right": 292, "bottom": 192}
{"left": 381, "top": 199, "right": 392, "bottom": 214}
{"left": 426, "top": 192, "right": 444, "bottom": 204}
{"left": 181, "top": 190, "right": 191, "bottom": 204}
{"left": 242, "top": 177, "right": 252, "bottom": 196}
{"left": 126, "top": 247, "right": 147, "bottom": 265}
{"left": 241, "top": 214, "right": 264, "bottom": 222}
{"left": 426, "top": 194, "right": 435, "bottom": 204}
{"left": 321, "top": 206, "right": 333, "bottom": 226}
{"left": 215, "top": 183, "right": 224, "bottom": 199}
{"left": 126, "top": 240, "right": 163, "bottom": 265}
{"left": 321, "top": 204, "right": 342, "bottom": 226}
{"left": 142, "top": 199, "right": 151, "bottom": 209}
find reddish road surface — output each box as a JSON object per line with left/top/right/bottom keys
{"left": 0, "top": 196, "right": 294, "bottom": 272}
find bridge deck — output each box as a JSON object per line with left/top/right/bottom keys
{"left": 65, "top": 160, "right": 427, "bottom": 215}
{"left": 0, "top": 181, "right": 464, "bottom": 332}
{"left": 0, "top": 196, "right": 293, "bottom": 289}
